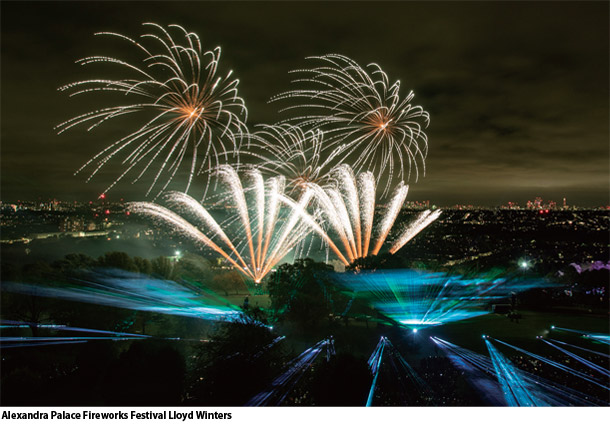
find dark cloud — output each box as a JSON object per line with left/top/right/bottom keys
{"left": 1, "top": 1, "right": 608, "bottom": 206}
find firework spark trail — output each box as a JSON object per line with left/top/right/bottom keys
{"left": 271, "top": 54, "right": 429, "bottom": 196}
{"left": 129, "top": 167, "right": 320, "bottom": 283}
{"left": 389, "top": 209, "right": 442, "bottom": 254}
{"left": 127, "top": 202, "right": 253, "bottom": 277}
{"left": 57, "top": 23, "right": 248, "bottom": 198}
{"left": 371, "top": 182, "right": 410, "bottom": 255}
{"left": 307, "top": 165, "right": 438, "bottom": 264}
{"left": 277, "top": 193, "right": 350, "bottom": 266}
{"left": 236, "top": 124, "right": 341, "bottom": 193}
{"left": 163, "top": 191, "right": 250, "bottom": 271}
{"left": 359, "top": 172, "right": 376, "bottom": 257}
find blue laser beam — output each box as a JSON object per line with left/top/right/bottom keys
{"left": 433, "top": 337, "right": 606, "bottom": 406}
{"left": 383, "top": 338, "right": 432, "bottom": 402}
{"left": 0, "top": 320, "right": 150, "bottom": 338}
{"left": 548, "top": 339, "right": 610, "bottom": 359}
{"left": 491, "top": 338, "right": 610, "bottom": 391}
{"left": 333, "top": 269, "right": 554, "bottom": 328}
{"left": 366, "top": 336, "right": 431, "bottom": 405}
{"left": 541, "top": 339, "right": 610, "bottom": 377}
{"left": 552, "top": 327, "right": 610, "bottom": 345}
{"left": 431, "top": 336, "right": 507, "bottom": 406}
{"left": 246, "top": 338, "right": 331, "bottom": 406}
{"left": 366, "top": 336, "right": 386, "bottom": 406}
{"left": 2, "top": 269, "right": 242, "bottom": 321}
{"left": 485, "top": 339, "right": 546, "bottom": 406}
{"left": 0, "top": 336, "right": 145, "bottom": 349}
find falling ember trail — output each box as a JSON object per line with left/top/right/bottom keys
{"left": 57, "top": 23, "right": 248, "bottom": 198}
{"left": 272, "top": 54, "right": 430, "bottom": 196}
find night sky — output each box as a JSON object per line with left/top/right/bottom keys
{"left": 1, "top": 1, "right": 608, "bottom": 206}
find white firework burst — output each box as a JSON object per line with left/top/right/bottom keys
{"left": 238, "top": 124, "right": 341, "bottom": 194}
{"left": 57, "top": 23, "right": 248, "bottom": 198}
{"left": 272, "top": 54, "right": 429, "bottom": 196}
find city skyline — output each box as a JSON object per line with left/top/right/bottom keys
{"left": 1, "top": 194, "right": 605, "bottom": 210}
{"left": 1, "top": 1, "right": 608, "bottom": 206}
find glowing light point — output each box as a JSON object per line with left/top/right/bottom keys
{"left": 413, "top": 328, "right": 418, "bottom": 333}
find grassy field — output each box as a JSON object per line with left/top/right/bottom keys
{"left": 222, "top": 291, "right": 608, "bottom": 364}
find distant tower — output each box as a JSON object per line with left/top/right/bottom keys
{"left": 563, "top": 197, "right": 567, "bottom": 208}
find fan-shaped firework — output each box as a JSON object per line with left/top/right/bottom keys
{"left": 239, "top": 124, "right": 340, "bottom": 193}
{"left": 272, "top": 54, "right": 429, "bottom": 196}
{"left": 128, "top": 166, "right": 340, "bottom": 283}
{"left": 57, "top": 23, "right": 248, "bottom": 198}
{"left": 307, "top": 165, "right": 441, "bottom": 264}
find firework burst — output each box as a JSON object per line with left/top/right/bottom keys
{"left": 272, "top": 54, "right": 429, "bottom": 196}
{"left": 127, "top": 166, "right": 337, "bottom": 283}
{"left": 57, "top": 23, "right": 248, "bottom": 198}
{"left": 238, "top": 124, "right": 341, "bottom": 193}
{"left": 308, "top": 165, "right": 441, "bottom": 264}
